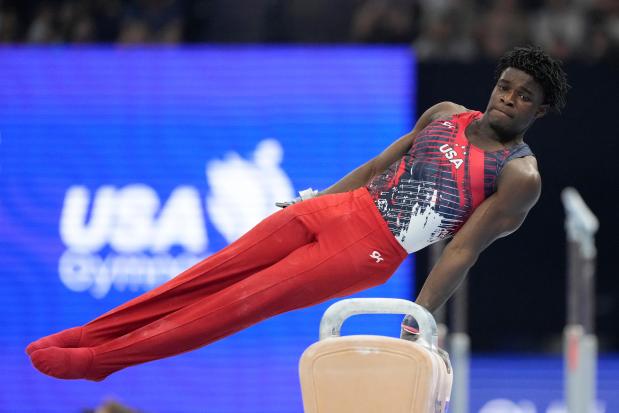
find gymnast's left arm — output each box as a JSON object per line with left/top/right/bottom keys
{"left": 415, "top": 157, "right": 542, "bottom": 314}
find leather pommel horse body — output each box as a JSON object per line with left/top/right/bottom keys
{"left": 299, "top": 298, "right": 452, "bottom": 413}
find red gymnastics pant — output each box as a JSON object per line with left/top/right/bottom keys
{"left": 29, "top": 187, "right": 407, "bottom": 380}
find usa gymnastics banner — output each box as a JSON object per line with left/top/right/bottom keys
{"left": 0, "top": 47, "right": 415, "bottom": 412}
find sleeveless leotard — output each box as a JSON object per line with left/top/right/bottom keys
{"left": 366, "top": 111, "right": 534, "bottom": 253}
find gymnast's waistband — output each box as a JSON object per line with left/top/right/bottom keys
{"left": 352, "top": 187, "right": 409, "bottom": 260}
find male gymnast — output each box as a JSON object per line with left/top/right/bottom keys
{"left": 27, "top": 45, "right": 568, "bottom": 381}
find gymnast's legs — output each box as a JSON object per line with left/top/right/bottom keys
{"left": 28, "top": 188, "right": 407, "bottom": 380}
{"left": 28, "top": 191, "right": 316, "bottom": 355}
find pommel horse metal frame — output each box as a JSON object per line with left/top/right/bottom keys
{"left": 318, "top": 297, "right": 438, "bottom": 351}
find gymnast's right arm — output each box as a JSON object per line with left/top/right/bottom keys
{"left": 316, "top": 101, "right": 464, "bottom": 197}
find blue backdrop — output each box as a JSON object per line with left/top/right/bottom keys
{"left": 0, "top": 47, "right": 415, "bottom": 413}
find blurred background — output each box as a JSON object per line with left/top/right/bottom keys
{"left": 0, "top": 0, "right": 617, "bottom": 412}
{"left": 0, "top": 0, "right": 617, "bottom": 61}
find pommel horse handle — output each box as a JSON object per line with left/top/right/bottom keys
{"left": 318, "top": 298, "right": 438, "bottom": 352}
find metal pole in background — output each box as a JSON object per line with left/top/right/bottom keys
{"left": 430, "top": 240, "right": 448, "bottom": 349}
{"left": 562, "top": 187, "right": 599, "bottom": 413}
{"left": 450, "top": 274, "right": 469, "bottom": 413}
{"left": 427, "top": 240, "right": 469, "bottom": 413}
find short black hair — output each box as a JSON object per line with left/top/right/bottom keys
{"left": 495, "top": 46, "right": 569, "bottom": 114}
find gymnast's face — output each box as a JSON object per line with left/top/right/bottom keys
{"left": 485, "top": 67, "right": 548, "bottom": 138}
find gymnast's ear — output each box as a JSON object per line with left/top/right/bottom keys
{"left": 535, "top": 104, "right": 549, "bottom": 119}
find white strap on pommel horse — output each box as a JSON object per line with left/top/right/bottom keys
{"left": 299, "top": 298, "right": 453, "bottom": 413}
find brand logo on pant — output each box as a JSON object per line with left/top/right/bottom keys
{"left": 370, "top": 250, "right": 384, "bottom": 263}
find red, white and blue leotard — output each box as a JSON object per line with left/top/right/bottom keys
{"left": 366, "top": 110, "right": 534, "bottom": 253}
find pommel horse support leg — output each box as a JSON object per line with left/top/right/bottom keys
{"left": 299, "top": 298, "right": 453, "bottom": 413}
